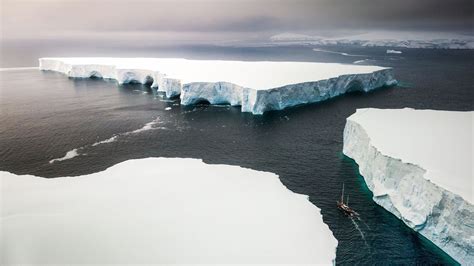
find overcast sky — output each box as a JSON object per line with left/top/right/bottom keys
{"left": 1, "top": 0, "right": 473, "bottom": 43}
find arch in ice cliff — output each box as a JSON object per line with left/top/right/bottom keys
{"left": 89, "top": 71, "right": 103, "bottom": 79}
{"left": 144, "top": 75, "right": 154, "bottom": 86}
{"left": 120, "top": 71, "right": 142, "bottom": 84}
{"left": 345, "top": 79, "right": 365, "bottom": 93}
{"left": 193, "top": 98, "right": 212, "bottom": 105}
{"left": 187, "top": 97, "right": 233, "bottom": 106}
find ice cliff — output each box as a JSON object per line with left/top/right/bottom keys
{"left": 343, "top": 108, "right": 473, "bottom": 264}
{"left": 39, "top": 57, "right": 396, "bottom": 115}
{"left": 1, "top": 158, "right": 338, "bottom": 264}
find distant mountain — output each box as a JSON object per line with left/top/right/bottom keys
{"left": 269, "top": 33, "right": 320, "bottom": 42}
{"left": 269, "top": 31, "right": 474, "bottom": 49}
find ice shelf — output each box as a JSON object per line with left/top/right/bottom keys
{"left": 1, "top": 157, "right": 338, "bottom": 265}
{"left": 39, "top": 57, "right": 396, "bottom": 114}
{"left": 343, "top": 108, "right": 473, "bottom": 264}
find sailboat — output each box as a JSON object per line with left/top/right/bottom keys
{"left": 337, "top": 183, "right": 359, "bottom": 217}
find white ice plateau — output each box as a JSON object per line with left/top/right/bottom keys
{"left": 343, "top": 108, "right": 473, "bottom": 264}
{"left": 0, "top": 157, "right": 337, "bottom": 264}
{"left": 39, "top": 57, "right": 396, "bottom": 114}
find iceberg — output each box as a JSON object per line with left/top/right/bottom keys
{"left": 1, "top": 157, "right": 338, "bottom": 264}
{"left": 386, "top": 49, "right": 402, "bottom": 54}
{"left": 39, "top": 57, "right": 396, "bottom": 115}
{"left": 343, "top": 108, "right": 473, "bottom": 264}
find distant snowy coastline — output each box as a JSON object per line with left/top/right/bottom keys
{"left": 39, "top": 57, "right": 396, "bottom": 115}
{"left": 1, "top": 157, "right": 338, "bottom": 265}
{"left": 269, "top": 31, "right": 474, "bottom": 49}
{"left": 343, "top": 108, "right": 474, "bottom": 264}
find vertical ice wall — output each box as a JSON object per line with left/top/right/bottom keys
{"left": 39, "top": 58, "right": 396, "bottom": 114}
{"left": 343, "top": 108, "right": 473, "bottom": 264}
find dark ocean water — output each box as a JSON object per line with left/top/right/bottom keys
{"left": 1, "top": 46, "right": 473, "bottom": 264}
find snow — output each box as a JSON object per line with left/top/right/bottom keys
{"left": 346, "top": 108, "right": 472, "bottom": 203}
{"left": 39, "top": 57, "right": 396, "bottom": 114}
{"left": 270, "top": 31, "right": 474, "bottom": 49}
{"left": 343, "top": 108, "right": 473, "bottom": 264}
{"left": 386, "top": 49, "right": 402, "bottom": 54}
{"left": 1, "top": 158, "right": 337, "bottom": 265}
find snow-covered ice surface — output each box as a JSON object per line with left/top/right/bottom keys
{"left": 270, "top": 31, "right": 474, "bottom": 49}
{"left": 39, "top": 57, "right": 396, "bottom": 114}
{"left": 343, "top": 108, "right": 473, "bottom": 264}
{"left": 1, "top": 157, "right": 338, "bottom": 265}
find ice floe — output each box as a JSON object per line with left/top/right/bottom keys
{"left": 386, "top": 49, "right": 402, "bottom": 54}
{"left": 1, "top": 157, "right": 338, "bottom": 264}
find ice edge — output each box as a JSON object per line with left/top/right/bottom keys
{"left": 39, "top": 58, "right": 397, "bottom": 115}
{"left": 342, "top": 110, "right": 474, "bottom": 264}
{"left": 1, "top": 157, "right": 338, "bottom": 264}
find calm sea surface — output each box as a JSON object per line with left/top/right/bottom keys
{"left": 1, "top": 45, "right": 472, "bottom": 264}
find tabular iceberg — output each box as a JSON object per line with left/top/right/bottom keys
{"left": 39, "top": 57, "right": 396, "bottom": 115}
{"left": 343, "top": 108, "right": 473, "bottom": 264}
{"left": 1, "top": 157, "right": 338, "bottom": 265}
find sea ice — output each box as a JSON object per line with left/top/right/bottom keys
{"left": 91, "top": 135, "right": 118, "bottom": 146}
{"left": 386, "top": 49, "right": 402, "bottom": 54}
{"left": 48, "top": 148, "right": 80, "bottom": 163}
{"left": 353, "top": 59, "right": 369, "bottom": 64}
{"left": 343, "top": 108, "right": 473, "bottom": 264}
{"left": 1, "top": 158, "right": 338, "bottom": 264}
{"left": 49, "top": 117, "right": 165, "bottom": 164}
{"left": 39, "top": 57, "right": 396, "bottom": 115}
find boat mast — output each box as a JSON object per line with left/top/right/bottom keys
{"left": 341, "top": 183, "right": 344, "bottom": 202}
{"left": 347, "top": 195, "right": 349, "bottom": 206}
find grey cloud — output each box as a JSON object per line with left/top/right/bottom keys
{"left": 1, "top": 0, "right": 472, "bottom": 41}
